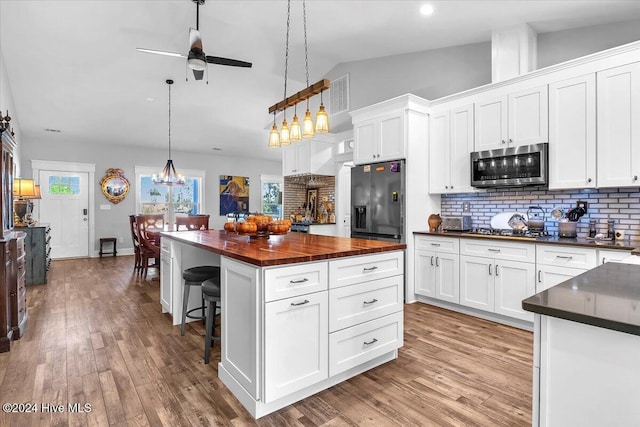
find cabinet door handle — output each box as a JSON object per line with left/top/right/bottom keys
{"left": 634, "top": 176, "right": 638, "bottom": 181}
{"left": 290, "top": 299, "right": 309, "bottom": 306}
{"left": 430, "top": 256, "right": 434, "bottom": 266}
{"left": 363, "top": 266, "right": 378, "bottom": 272}
{"left": 488, "top": 248, "right": 501, "bottom": 252}
{"left": 602, "top": 257, "right": 606, "bottom": 264}
{"left": 430, "top": 243, "right": 441, "bottom": 247}
{"left": 363, "top": 299, "right": 378, "bottom": 305}
{"left": 289, "top": 278, "right": 309, "bottom": 284}
{"left": 508, "top": 138, "right": 513, "bottom": 144}
{"left": 538, "top": 270, "right": 542, "bottom": 283}
{"left": 435, "top": 257, "right": 440, "bottom": 267}
{"left": 501, "top": 140, "right": 506, "bottom": 144}
{"left": 555, "top": 255, "right": 573, "bottom": 260}
{"left": 363, "top": 338, "right": 378, "bottom": 346}
{"left": 488, "top": 264, "right": 492, "bottom": 275}
{"left": 495, "top": 265, "right": 500, "bottom": 276}
{"left": 587, "top": 178, "right": 592, "bottom": 183}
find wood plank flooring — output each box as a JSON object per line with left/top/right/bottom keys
{"left": 0, "top": 256, "right": 533, "bottom": 426}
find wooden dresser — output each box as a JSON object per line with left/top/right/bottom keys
{"left": 15, "top": 224, "right": 51, "bottom": 285}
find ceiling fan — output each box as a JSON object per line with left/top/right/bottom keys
{"left": 136, "top": 0, "right": 252, "bottom": 81}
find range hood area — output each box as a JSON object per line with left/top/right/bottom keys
{"left": 283, "top": 175, "right": 336, "bottom": 224}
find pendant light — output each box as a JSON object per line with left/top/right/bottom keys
{"left": 268, "top": 111, "right": 281, "bottom": 148}
{"left": 301, "top": 0, "right": 314, "bottom": 139}
{"left": 152, "top": 79, "right": 185, "bottom": 186}
{"left": 315, "top": 89, "right": 329, "bottom": 133}
{"left": 279, "top": 0, "right": 292, "bottom": 146}
{"left": 290, "top": 103, "right": 301, "bottom": 142}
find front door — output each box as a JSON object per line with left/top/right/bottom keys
{"left": 38, "top": 170, "right": 89, "bottom": 258}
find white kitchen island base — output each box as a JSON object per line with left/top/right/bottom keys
{"left": 160, "top": 230, "right": 406, "bottom": 420}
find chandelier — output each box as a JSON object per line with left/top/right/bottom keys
{"left": 268, "top": 0, "right": 329, "bottom": 148}
{"left": 153, "top": 79, "right": 185, "bottom": 186}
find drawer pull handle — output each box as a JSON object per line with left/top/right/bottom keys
{"left": 435, "top": 257, "right": 439, "bottom": 267}
{"left": 363, "top": 266, "right": 378, "bottom": 272}
{"left": 430, "top": 243, "right": 441, "bottom": 247}
{"left": 363, "top": 299, "right": 378, "bottom": 305}
{"left": 363, "top": 338, "right": 378, "bottom": 346}
{"left": 290, "top": 299, "right": 309, "bottom": 307}
{"left": 488, "top": 248, "right": 501, "bottom": 252}
{"left": 430, "top": 256, "right": 434, "bottom": 266}
{"left": 488, "top": 264, "right": 492, "bottom": 275}
{"left": 556, "top": 255, "right": 573, "bottom": 260}
{"left": 289, "top": 278, "right": 309, "bottom": 284}
{"left": 538, "top": 270, "right": 542, "bottom": 283}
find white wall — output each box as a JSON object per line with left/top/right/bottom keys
{"left": 0, "top": 51, "right": 22, "bottom": 173}
{"left": 19, "top": 137, "right": 281, "bottom": 253}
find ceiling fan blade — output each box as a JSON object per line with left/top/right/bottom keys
{"left": 136, "top": 48, "right": 186, "bottom": 59}
{"left": 193, "top": 69, "right": 204, "bottom": 80}
{"left": 206, "top": 56, "right": 252, "bottom": 68}
{"left": 189, "top": 28, "right": 203, "bottom": 51}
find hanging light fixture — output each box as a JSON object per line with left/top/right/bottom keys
{"left": 268, "top": 0, "right": 330, "bottom": 146}
{"left": 153, "top": 79, "right": 185, "bottom": 186}
{"left": 315, "top": 89, "right": 329, "bottom": 133}
{"left": 268, "top": 111, "right": 281, "bottom": 148}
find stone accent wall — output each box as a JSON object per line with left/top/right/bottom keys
{"left": 440, "top": 186, "right": 640, "bottom": 242}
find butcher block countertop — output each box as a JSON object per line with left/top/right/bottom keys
{"left": 161, "top": 230, "right": 406, "bottom": 267}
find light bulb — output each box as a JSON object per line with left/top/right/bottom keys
{"left": 280, "top": 119, "right": 290, "bottom": 145}
{"left": 315, "top": 104, "right": 329, "bottom": 134}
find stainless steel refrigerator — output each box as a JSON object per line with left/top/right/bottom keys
{"left": 351, "top": 160, "right": 405, "bottom": 242}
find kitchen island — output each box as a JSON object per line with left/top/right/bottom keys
{"left": 522, "top": 259, "right": 640, "bottom": 426}
{"left": 160, "top": 230, "right": 406, "bottom": 419}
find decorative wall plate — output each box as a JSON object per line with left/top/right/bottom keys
{"left": 100, "top": 168, "right": 129, "bottom": 204}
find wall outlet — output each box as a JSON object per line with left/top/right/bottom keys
{"left": 577, "top": 200, "right": 588, "bottom": 213}
{"left": 118, "top": 237, "right": 123, "bottom": 243}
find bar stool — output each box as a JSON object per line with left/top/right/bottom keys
{"left": 202, "top": 276, "right": 221, "bottom": 364}
{"left": 181, "top": 266, "right": 220, "bottom": 336}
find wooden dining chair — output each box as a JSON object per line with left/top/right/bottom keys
{"left": 139, "top": 213, "right": 165, "bottom": 229}
{"left": 128, "top": 215, "right": 141, "bottom": 270}
{"left": 135, "top": 215, "right": 161, "bottom": 279}
{"left": 176, "top": 214, "right": 210, "bottom": 231}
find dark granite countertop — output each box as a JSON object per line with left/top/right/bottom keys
{"left": 522, "top": 262, "right": 640, "bottom": 336}
{"left": 413, "top": 230, "right": 637, "bottom": 251}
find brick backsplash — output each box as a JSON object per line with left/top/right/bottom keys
{"left": 441, "top": 186, "right": 640, "bottom": 241}
{"left": 283, "top": 175, "right": 335, "bottom": 221}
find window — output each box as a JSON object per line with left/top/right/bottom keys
{"left": 135, "top": 166, "right": 205, "bottom": 215}
{"left": 261, "top": 174, "right": 283, "bottom": 219}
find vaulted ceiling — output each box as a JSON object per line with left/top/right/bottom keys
{"left": 2, "top": 0, "right": 640, "bottom": 162}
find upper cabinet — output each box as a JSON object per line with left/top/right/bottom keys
{"left": 474, "top": 85, "right": 548, "bottom": 151}
{"left": 353, "top": 112, "right": 404, "bottom": 164}
{"left": 548, "top": 74, "right": 597, "bottom": 190}
{"left": 597, "top": 62, "right": 640, "bottom": 188}
{"left": 282, "top": 139, "right": 334, "bottom": 177}
{"left": 429, "top": 104, "right": 475, "bottom": 194}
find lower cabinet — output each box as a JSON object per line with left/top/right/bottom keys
{"left": 264, "top": 291, "right": 328, "bottom": 403}
{"left": 414, "top": 235, "right": 460, "bottom": 303}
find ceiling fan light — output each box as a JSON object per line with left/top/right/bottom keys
{"left": 268, "top": 124, "right": 281, "bottom": 148}
{"left": 188, "top": 57, "right": 206, "bottom": 71}
{"left": 302, "top": 109, "right": 315, "bottom": 138}
{"left": 290, "top": 114, "right": 302, "bottom": 142}
{"left": 280, "top": 119, "right": 291, "bottom": 145}
{"left": 315, "top": 104, "right": 329, "bottom": 134}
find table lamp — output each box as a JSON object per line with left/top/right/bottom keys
{"left": 14, "top": 178, "right": 40, "bottom": 225}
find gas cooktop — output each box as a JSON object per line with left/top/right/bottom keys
{"left": 466, "top": 228, "right": 550, "bottom": 238}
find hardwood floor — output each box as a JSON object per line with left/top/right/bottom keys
{"left": 0, "top": 256, "right": 533, "bottom": 426}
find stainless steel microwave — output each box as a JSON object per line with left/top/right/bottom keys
{"left": 470, "top": 143, "right": 548, "bottom": 188}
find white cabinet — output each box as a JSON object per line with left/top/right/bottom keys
{"left": 414, "top": 235, "right": 460, "bottom": 303}
{"left": 429, "top": 104, "right": 475, "bottom": 194}
{"left": 535, "top": 245, "right": 596, "bottom": 293}
{"left": 597, "top": 62, "right": 640, "bottom": 187}
{"left": 264, "top": 291, "right": 328, "bottom": 403}
{"left": 548, "top": 74, "right": 597, "bottom": 189}
{"left": 598, "top": 248, "right": 633, "bottom": 265}
{"left": 160, "top": 248, "right": 172, "bottom": 313}
{"left": 460, "top": 239, "right": 536, "bottom": 321}
{"left": 353, "top": 112, "right": 404, "bottom": 164}
{"left": 282, "top": 140, "right": 333, "bottom": 176}
{"left": 474, "top": 85, "right": 548, "bottom": 151}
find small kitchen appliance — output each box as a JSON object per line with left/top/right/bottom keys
{"left": 470, "top": 143, "right": 548, "bottom": 188}
{"left": 442, "top": 215, "right": 472, "bottom": 231}
{"left": 526, "top": 206, "right": 545, "bottom": 232}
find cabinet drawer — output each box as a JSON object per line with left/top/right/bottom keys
{"left": 460, "top": 239, "right": 534, "bottom": 262}
{"left": 414, "top": 235, "right": 459, "bottom": 254}
{"left": 329, "top": 276, "right": 403, "bottom": 332}
{"left": 329, "top": 311, "right": 403, "bottom": 376}
{"left": 536, "top": 244, "right": 596, "bottom": 269}
{"left": 329, "top": 251, "right": 404, "bottom": 289}
{"left": 597, "top": 249, "right": 633, "bottom": 265}
{"left": 264, "top": 261, "right": 328, "bottom": 302}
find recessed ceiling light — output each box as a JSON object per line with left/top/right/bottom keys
{"left": 212, "top": 147, "right": 223, "bottom": 151}
{"left": 44, "top": 128, "right": 62, "bottom": 133}
{"left": 420, "top": 4, "right": 434, "bottom": 16}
